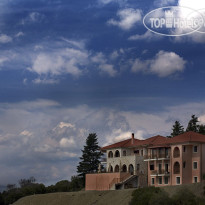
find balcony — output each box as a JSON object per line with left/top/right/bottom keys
{"left": 144, "top": 154, "right": 170, "bottom": 161}
{"left": 150, "top": 169, "right": 170, "bottom": 176}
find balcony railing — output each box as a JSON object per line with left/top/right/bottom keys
{"left": 150, "top": 169, "right": 170, "bottom": 176}
{"left": 144, "top": 154, "right": 170, "bottom": 160}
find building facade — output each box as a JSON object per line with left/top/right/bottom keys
{"left": 85, "top": 131, "right": 205, "bottom": 191}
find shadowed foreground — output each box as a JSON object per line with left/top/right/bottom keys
{"left": 13, "top": 189, "right": 133, "bottom": 205}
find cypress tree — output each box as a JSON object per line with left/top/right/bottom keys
{"left": 170, "top": 121, "right": 184, "bottom": 137}
{"left": 77, "top": 133, "right": 102, "bottom": 185}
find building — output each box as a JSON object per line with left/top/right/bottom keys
{"left": 85, "top": 131, "right": 205, "bottom": 191}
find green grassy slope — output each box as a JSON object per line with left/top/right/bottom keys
{"left": 13, "top": 189, "right": 133, "bottom": 205}
{"left": 13, "top": 182, "right": 205, "bottom": 205}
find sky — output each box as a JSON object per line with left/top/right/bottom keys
{"left": 0, "top": 0, "right": 205, "bottom": 187}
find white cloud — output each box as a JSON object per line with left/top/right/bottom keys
{"left": 0, "top": 99, "right": 205, "bottom": 184}
{"left": 99, "top": 64, "right": 117, "bottom": 77}
{"left": 129, "top": 31, "right": 161, "bottom": 41}
{"left": 28, "top": 46, "right": 89, "bottom": 76}
{"left": 91, "top": 52, "right": 118, "bottom": 77}
{"left": 174, "top": 0, "right": 205, "bottom": 43}
{"left": 107, "top": 8, "right": 142, "bottom": 30}
{"left": 20, "top": 130, "right": 33, "bottom": 137}
{"left": 199, "top": 115, "right": 205, "bottom": 124}
{"left": 15, "top": 32, "right": 24, "bottom": 38}
{"left": 0, "top": 34, "right": 12, "bottom": 43}
{"left": 59, "top": 138, "right": 76, "bottom": 148}
{"left": 21, "top": 12, "right": 45, "bottom": 25}
{"left": 33, "top": 78, "right": 59, "bottom": 85}
{"left": 0, "top": 57, "right": 9, "bottom": 66}
{"left": 98, "top": 0, "right": 127, "bottom": 5}
{"left": 131, "top": 50, "right": 186, "bottom": 77}
{"left": 58, "top": 122, "right": 75, "bottom": 129}
{"left": 154, "top": 0, "right": 176, "bottom": 6}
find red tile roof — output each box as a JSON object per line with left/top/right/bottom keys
{"left": 101, "top": 131, "right": 205, "bottom": 150}
{"left": 101, "top": 135, "right": 168, "bottom": 150}
{"left": 168, "top": 131, "right": 205, "bottom": 144}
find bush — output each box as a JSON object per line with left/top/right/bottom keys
{"left": 172, "top": 188, "right": 197, "bottom": 205}
{"left": 130, "top": 186, "right": 162, "bottom": 205}
{"left": 149, "top": 191, "right": 172, "bottom": 205}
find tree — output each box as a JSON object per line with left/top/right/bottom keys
{"left": 19, "top": 177, "right": 36, "bottom": 188}
{"left": 199, "top": 125, "right": 205, "bottom": 135}
{"left": 170, "top": 121, "right": 184, "bottom": 138}
{"left": 77, "top": 133, "right": 102, "bottom": 184}
{"left": 186, "top": 115, "right": 199, "bottom": 132}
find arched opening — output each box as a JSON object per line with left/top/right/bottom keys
{"left": 108, "top": 151, "right": 113, "bottom": 158}
{"left": 123, "top": 150, "right": 126, "bottom": 156}
{"left": 109, "top": 165, "right": 113, "bottom": 172}
{"left": 115, "top": 150, "right": 120, "bottom": 158}
{"left": 174, "top": 162, "right": 180, "bottom": 174}
{"left": 114, "top": 165, "right": 120, "bottom": 172}
{"left": 129, "top": 164, "right": 134, "bottom": 175}
{"left": 122, "top": 164, "right": 127, "bottom": 172}
{"left": 173, "top": 147, "right": 180, "bottom": 158}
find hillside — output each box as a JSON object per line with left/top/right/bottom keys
{"left": 13, "top": 182, "right": 205, "bottom": 205}
{"left": 13, "top": 189, "right": 133, "bottom": 205}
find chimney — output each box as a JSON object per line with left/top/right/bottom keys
{"left": 131, "top": 133, "right": 135, "bottom": 144}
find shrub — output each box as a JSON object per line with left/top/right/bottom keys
{"left": 130, "top": 186, "right": 163, "bottom": 205}
{"left": 172, "top": 188, "right": 197, "bottom": 205}
{"left": 149, "top": 191, "right": 172, "bottom": 205}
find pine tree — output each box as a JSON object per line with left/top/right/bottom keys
{"left": 77, "top": 133, "right": 102, "bottom": 184}
{"left": 170, "top": 121, "right": 184, "bottom": 137}
{"left": 199, "top": 125, "right": 205, "bottom": 135}
{"left": 186, "top": 115, "right": 199, "bottom": 132}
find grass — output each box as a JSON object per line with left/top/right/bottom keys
{"left": 13, "top": 189, "right": 133, "bottom": 205}
{"left": 13, "top": 182, "right": 205, "bottom": 205}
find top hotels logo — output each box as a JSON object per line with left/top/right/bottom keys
{"left": 143, "top": 6, "right": 205, "bottom": 36}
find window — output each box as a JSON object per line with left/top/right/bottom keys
{"left": 174, "top": 162, "right": 180, "bottom": 174}
{"left": 193, "top": 162, "right": 198, "bottom": 169}
{"left": 158, "top": 163, "right": 162, "bottom": 173}
{"left": 150, "top": 164, "right": 154, "bottom": 170}
{"left": 173, "top": 147, "right": 180, "bottom": 158}
{"left": 114, "top": 165, "right": 119, "bottom": 172}
{"left": 158, "top": 177, "right": 162, "bottom": 185}
{"left": 137, "top": 164, "right": 140, "bottom": 171}
{"left": 193, "top": 146, "right": 198, "bottom": 153}
{"left": 108, "top": 151, "right": 113, "bottom": 158}
{"left": 183, "top": 161, "right": 186, "bottom": 168}
{"left": 183, "top": 146, "right": 186, "bottom": 152}
{"left": 194, "top": 177, "right": 198, "bottom": 183}
{"left": 141, "top": 150, "right": 143, "bottom": 156}
{"left": 164, "top": 177, "right": 169, "bottom": 185}
{"left": 115, "top": 150, "right": 120, "bottom": 157}
{"left": 165, "top": 164, "right": 169, "bottom": 173}
{"left": 176, "top": 177, "right": 180, "bottom": 185}
{"left": 123, "top": 150, "right": 126, "bottom": 156}
{"left": 122, "top": 164, "right": 127, "bottom": 172}
{"left": 151, "top": 178, "right": 155, "bottom": 185}
{"left": 134, "top": 150, "right": 139, "bottom": 154}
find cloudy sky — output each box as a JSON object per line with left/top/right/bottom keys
{"left": 0, "top": 0, "right": 205, "bottom": 187}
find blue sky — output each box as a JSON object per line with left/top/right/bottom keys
{"left": 0, "top": 0, "right": 205, "bottom": 186}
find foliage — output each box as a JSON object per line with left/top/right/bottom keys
{"left": 0, "top": 176, "right": 83, "bottom": 205}
{"left": 172, "top": 188, "right": 198, "bottom": 205}
{"left": 168, "top": 115, "right": 205, "bottom": 137}
{"left": 186, "top": 115, "right": 200, "bottom": 132}
{"left": 130, "top": 187, "right": 205, "bottom": 205}
{"left": 77, "top": 133, "right": 102, "bottom": 183}
{"left": 170, "top": 121, "right": 184, "bottom": 138}
{"left": 18, "top": 177, "right": 36, "bottom": 188}
{"left": 130, "top": 187, "right": 163, "bottom": 205}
